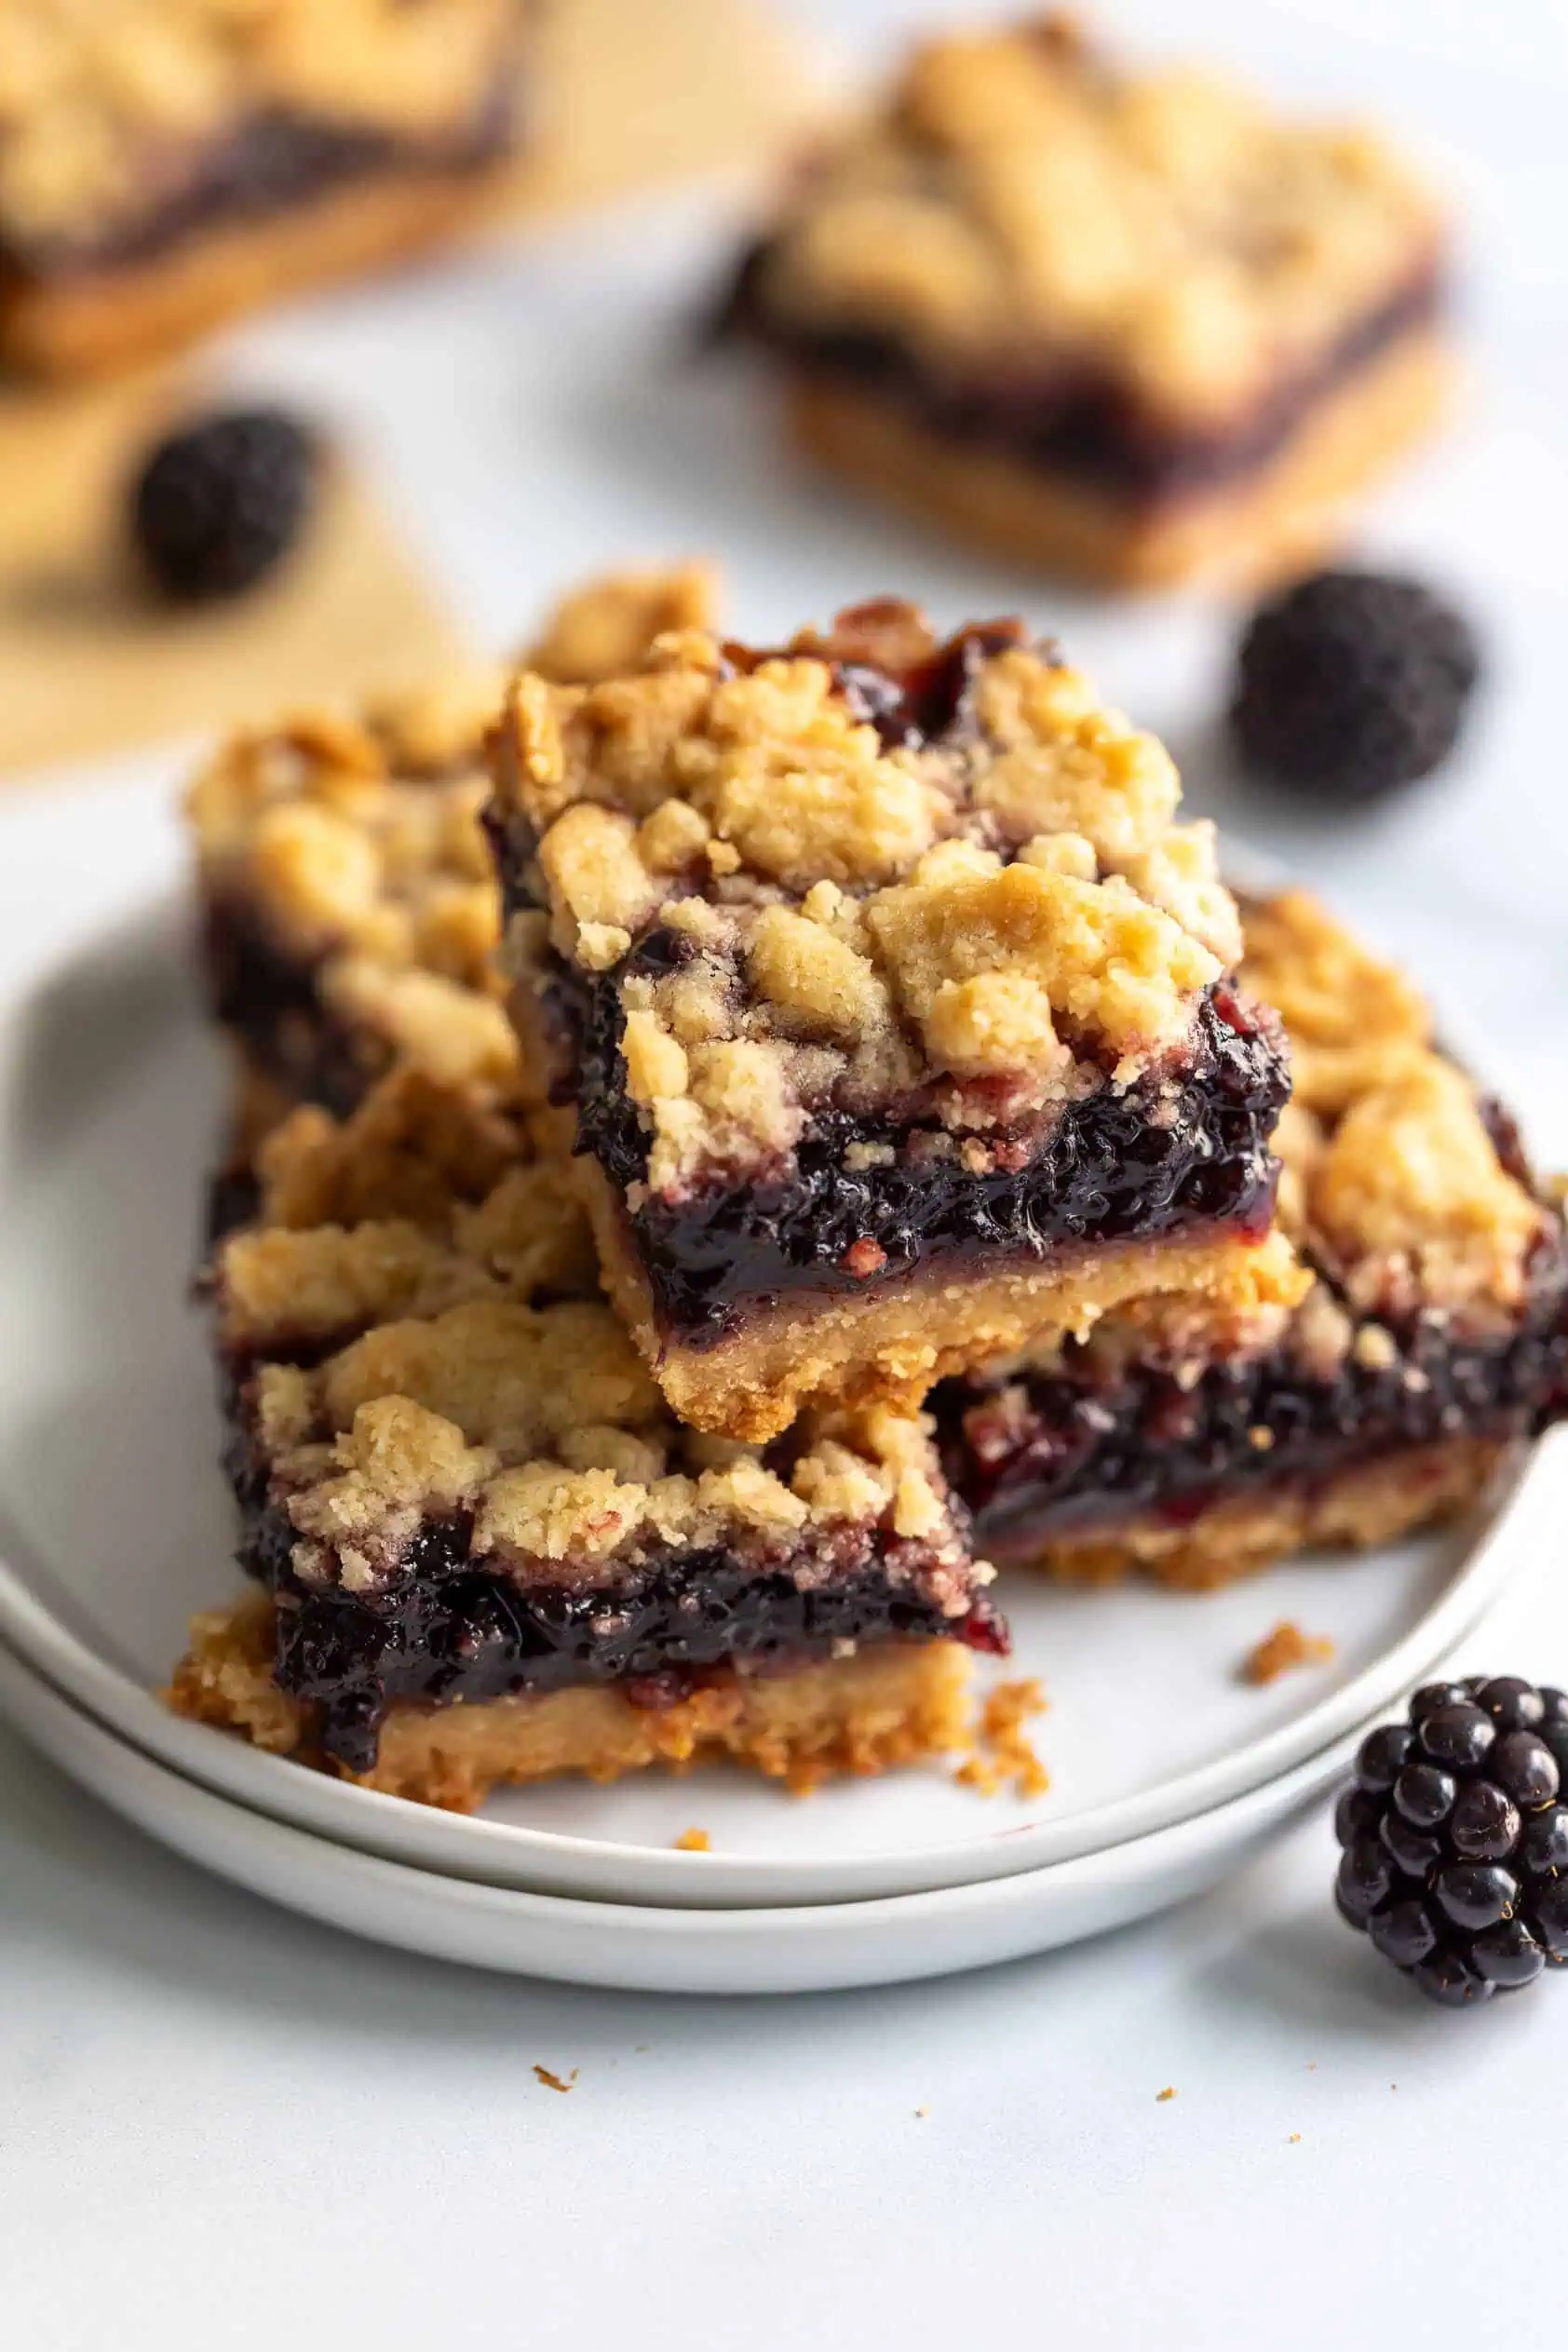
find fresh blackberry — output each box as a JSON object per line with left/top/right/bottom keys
{"left": 131, "top": 407, "right": 318, "bottom": 602}
{"left": 1230, "top": 568, "right": 1480, "bottom": 801}
{"left": 1335, "top": 1677, "right": 1568, "bottom": 2007}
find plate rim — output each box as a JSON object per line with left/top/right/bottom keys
{"left": 0, "top": 1628, "right": 1375, "bottom": 1994}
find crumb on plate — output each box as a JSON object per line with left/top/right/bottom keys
{"left": 954, "top": 1677, "right": 1049, "bottom": 1798}
{"left": 1240, "top": 1620, "right": 1336, "bottom": 1685}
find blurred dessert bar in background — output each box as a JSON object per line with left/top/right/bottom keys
{"left": 718, "top": 11, "right": 1449, "bottom": 586}
{"left": 936, "top": 893, "right": 1568, "bottom": 1585}
{"left": 0, "top": 0, "right": 542, "bottom": 374}
{"left": 169, "top": 1068, "right": 1005, "bottom": 1807}
{"left": 490, "top": 596, "right": 1302, "bottom": 1442}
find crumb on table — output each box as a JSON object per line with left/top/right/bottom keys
{"left": 954, "top": 1677, "right": 1049, "bottom": 1798}
{"left": 533, "top": 2065, "right": 577, "bottom": 2093}
{"left": 1240, "top": 1620, "right": 1336, "bottom": 1686}
{"left": 674, "top": 1826, "right": 711, "bottom": 1852}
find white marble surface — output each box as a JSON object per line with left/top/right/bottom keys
{"left": 4, "top": 3, "right": 1568, "bottom": 2343}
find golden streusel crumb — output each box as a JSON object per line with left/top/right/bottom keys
{"left": 1311, "top": 1054, "right": 1545, "bottom": 1319}
{"left": 524, "top": 561, "right": 719, "bottom": 686}
{"left": 1240, "top": 887, "right": 1431, "bottom": 1114}
{"left": 1239, "top": 1620, "right": 1335, "bottom": 1685}
{"left": 954, "top": 1674, "right": 1048, "bottom": 1798}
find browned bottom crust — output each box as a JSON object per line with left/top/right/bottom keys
{"left": 1018, "top": 1438, "right": 1509, "bottom": 1591}
{"left": 783, "top": 330, "right": 1453, "bottom": 590}
{"left": 165, "top": 1592, "right": 977, "bottom": 1812}
{"left": 1, "top": 163, "right": 518, "bottom": 378}
{"left": 577, "top": 1151, "right": 1306, "bottom": 1441}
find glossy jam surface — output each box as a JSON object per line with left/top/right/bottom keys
{"left": 565, "top": 965, "right": 1287, "bottom": 1344}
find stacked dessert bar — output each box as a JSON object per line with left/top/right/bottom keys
{"left": 718, "top": 12, "right": 1449, "bottom": 585}
{"left": 172, "top": 1063, "right": 1003, "bottom": 1806}
{"left": 172, "top": 578, "right": 1559, "bottom": 1809}
{"left": 487, "top": 597, "right": 1299, "bottom": 1440}
{"left": 174, "top": 577, "right": 1303, "bottom": 1802}
{"left": 0, "top": 0, "right": 540, "bottom": 373}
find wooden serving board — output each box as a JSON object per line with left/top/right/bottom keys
{"left": 0, "top": 0, "right": 818, "bottom": 778}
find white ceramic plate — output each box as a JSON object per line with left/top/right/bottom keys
{"left": 0, "top": 1631, "right": 1387, "bottom": 1993}
{"left": 0, "top": 770, "right": 1553, "bottom": 1910}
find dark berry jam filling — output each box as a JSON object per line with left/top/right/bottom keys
{"left": 937, "top": 1272, "right": 1568, "bottom": 1560}
{"left": 717, "top": 250, "right": 1442, "bottom": 506}
{"left": 226, "top": 1415, "right": 1005, "bottom": 1771}
{"left": 201, "top": 896, "right": 389, "bottom": 1118}
{"left": 24, "top": 85, "right": 520, "bottom": 276}
{"left": 558, "top": 952, "right": 1287, "bottom": 1345}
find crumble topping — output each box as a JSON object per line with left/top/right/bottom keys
{"left": 0, "top": 0, "right": 531, "bottom": 254}
{"left": 220, "top": 1065, "right": 982, "bottom": 1608}
{"left": 737, "top": 11, "right": 1440, "bottom": 426}
{"left": 1245, "top": 892, "right": 1548, "bottom": 1321}
{"left": 221, "top": 1074, "right": 598, "bottom": 1349}
{"left": 254, "top": 1296, "right": 978, "bottom": 1602}
{"left": 495, "top": 602, "right": 1247, "bottom": 1193}
{"left": 188, "top": 562, "right": 719, "bottom": 1100}
{"left": 1312, "top": 1056, "right": 1547, "bottom": 1320}
{"left": 523, "top": 562, "right": 719, "bottom": 688}
{"left": 1239, "top": 886, "right": 1430, "bottom": 1114}
{"left": 255, "top": 1066, "right": 533, "bottom": 1228}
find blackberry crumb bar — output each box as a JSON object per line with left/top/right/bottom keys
{"left": 188, "top": 564, "right": 717, "bottom": 1136}
{"left": 490, "top": 598, "right": 1299, "bottom": 1442}
{"left": 718, "top": 13, "right": 1449, "bottom": 588}
{"left": 169, "top": 1070, "right": 1004, "bottom": 1808}
{"left": 0, "top": 0, "right": 539, "bottom": 375}
{"left": 937, "top": 893, "right": 1568, "bottom": 1588}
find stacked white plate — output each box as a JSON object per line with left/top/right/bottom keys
{"left": 0, "top": 769, "right": 1557, "bottom": 1993}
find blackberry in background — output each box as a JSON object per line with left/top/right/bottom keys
{"left": 132, "top": 407, "right": 318, "bottom": 602}
{"left": 1230, "top": 568, "right": 1480, "bottom": 801}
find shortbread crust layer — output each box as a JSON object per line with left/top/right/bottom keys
{"left": 169, "top": 1591, "right": 976, "bottom": 1810}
